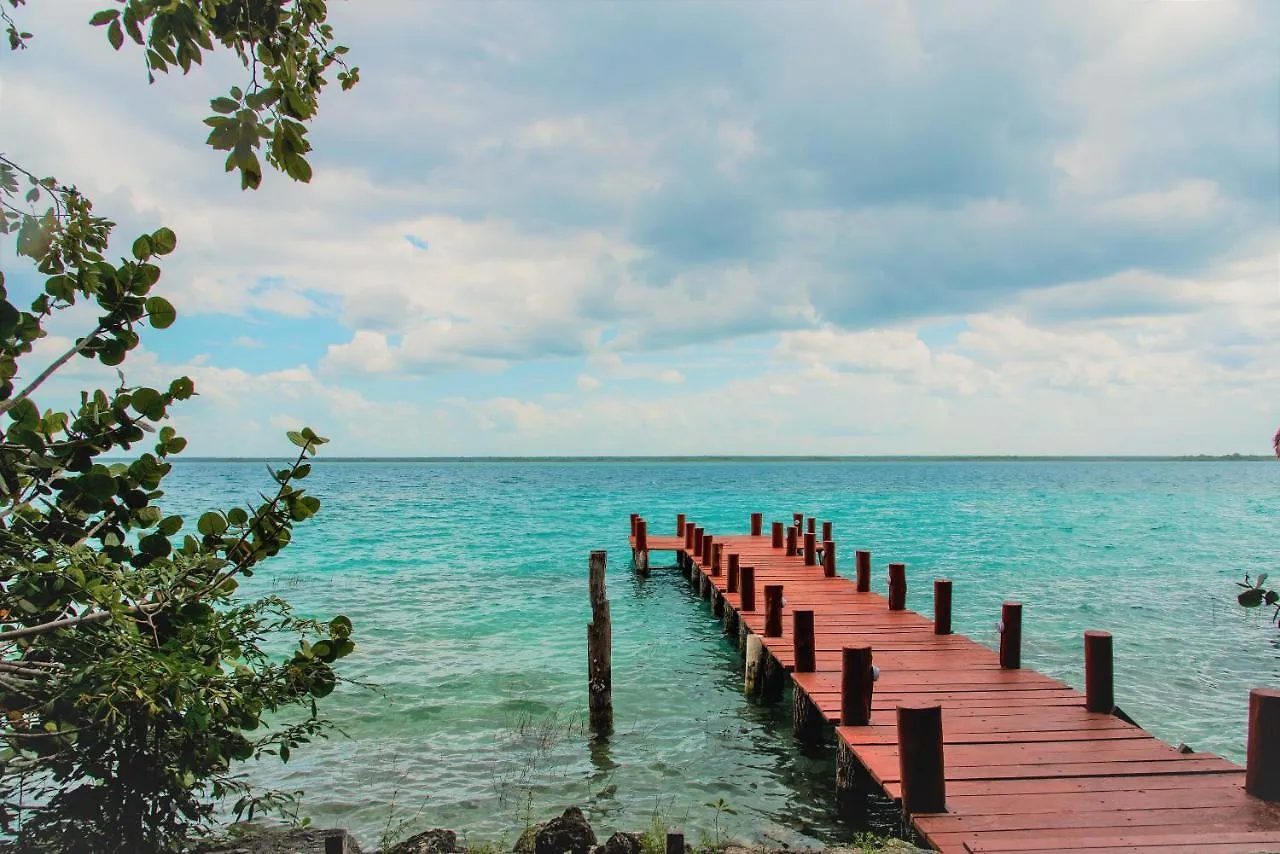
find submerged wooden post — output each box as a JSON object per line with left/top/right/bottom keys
{"left": 1085, "top": 630, "right": 1114, "bottom": 713}
{"left": 841, "top": 646, "right": 874, "bottom": 726}
{"left": 934, "top": 579, "right": 952, "bottom": 635}
{"left": 750, "top": 512, "right": 763, "bottom": 536}
{"left": 803, "top": 531, "right": 817, "bottom": 566}
{"left": 665, "top": 829, "right": 684, "bottom": 854}
{"left": 856, "top": 550, "right": 871, "bottom": 593}
{"left": 887, "top": 562, "right": 906, "bottom": 610}
{"left": 822, "top": 520, "right": 832, "bottom": 541}
{"left": 676, "top": 513, "right": 686, "bottom": 536}
{"left": 740, "top": 566, "right": 756, "bottom": 611}
{"left": 587, "top": 550, "right": 613, "bottom": 735}
{"left": 794, "top": 610, "right": 815, "bottom": 673}
{"left": 634, "top": 519, "right": 649, "bottom": 576}
{"left": 744, "top": 634, "right": 764, "bottom": 695}
{"left": 1247, "top": 688, "right": 1280, "bottom": 800}
{"left": 897, "top": 704, "right": 946, "bottom": 815}
{"left": 762, "top": 650, "right": 786, "bottom": 701}
{"left": 727, "top": 553, "right": 740, "bottom": 593}
{"left": 786, "top": 525, "right": 798, "bottom": 556}
{"left": 823, "top": 540, "right": 836, "bottom": 578}
{"left": 711, "top": 542, "right": 723, "bottom": 576}
{"left": 772, "top": 521, "right": 784, "bottom": 548}
{"left": 1000, "top": 602, "right": 1022, "bottom": 670}
{"left": 764, "top": 584, "right": 783, "bottom": 637}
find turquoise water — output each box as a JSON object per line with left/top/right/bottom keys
{"left": 162, "top": 460, "right": 1280, "bottom": 848}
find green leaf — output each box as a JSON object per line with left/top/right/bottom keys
{"left": 286, "top": 430, "right": 308, "bottom": 448}
{"left": 145, "top": 296, "right": 176, "bottom": 329}
{"left": 79, "top": 471, "right": 116, "bottom": 499}
{"left": 107, "top": 19, "right": 123, "bottom": 50}
{"left": 197, "top": 511, "right": 228, "bottom": 536}
{"left": 329, "top": 615, "right": 352, "bottom": 640}
{"left": 210, "top": 97, "right": 238, "bottom": 115}
{"left": 1239, "top": 588, "right": 1265, "bottom": 608}
{"left": 169, "top": 376, "right": 195, "bottom": 399}
{"left": 89, "top": 10, "right": 119, "bottom": 26}
{"left": 227, "top": 507, "right": 249, "bottom": 525}
{"left": 139, "top": 533, "right": 172, "bottom": 557}
{"left": 151, "top": 227, "right": 177, "bottom": 255}
{"left": 157, "top": 515, "right": 183, "bottom": 536}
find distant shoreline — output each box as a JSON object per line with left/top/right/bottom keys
{"left": 158, "top": 454, "right": 1276, "bottom": 463}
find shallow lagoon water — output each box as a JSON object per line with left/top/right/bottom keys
{"left": 162, "top": 459, "right": 1280, "bottom": 847}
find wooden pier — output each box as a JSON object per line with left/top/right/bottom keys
{"left": 627, "top": 513, "right": 1280, "bottom": 853}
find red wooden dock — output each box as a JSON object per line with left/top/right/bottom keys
{"left": 628, "top": 514, "right": 1280, "bottom": 854}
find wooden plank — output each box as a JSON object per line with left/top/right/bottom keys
{"left": 948, "top": 829, "right": 1280, "bottom": 852}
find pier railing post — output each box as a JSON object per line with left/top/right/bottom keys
{"left": 841, "top": 646, "right": 874, "bottom": 726}
{"left": 693, "top": 526, "right": 704, "bottom": 558}
{"left": 740, "top": 566, "right": 756, "bottom": 611}
{"left": 888, "top": 563, "right": 906, "bottom": 610}
{"left": 727, "top": 553, "right": 740, "bottom": 593}
{"left": 856, "top": 550, "right": 871, "bottom": 593}
{"left": 897, "top": 704, "right": 946, "bottom": 815}
{"left": 676, "top": 513, "right": 685, "bottom": 536}
{"left": 934, "top": 579, "right": 952, "bottom": 635}
{"left": 1084, "top": 630, "right": 1114, "bottom": 713}
{"left": 786, "top": 525, "right": 798, "bottom": 557}
{"left": 807, "top": 517, "right": 816, "bottom": 535}
{"left": 712, "top": 542, "right": 723, "bottom": 576}
{"left": 635, "top": 519, "right": 649, "bottom": 575}
{"left": 772, "top": 521, "right": 784, "bottom": 548}
{"left": 587, "top": 550, "right": 613, "bottom": 735}
{"left": 630, "top": 513, "right": 638, "bottom": 537}
{"left": 804, "top": 531, "right": 817, "bottom": 566}
{"left": 794, "top": 610, "right": 815, "bottom": 673}
{"left": 1247, "top": 688, "right": 1280, "bottom": 800}
{"left": 751, "top": 512, "right": 763, "bottom": 536}
{"left": 999, "top": 602, "right": 1022, "bottom": 669}
{"left": 823, "top": 540, "right": 836, "bottom": 578}
{"left": 701, "top": 534, "right": 714, "bottom": 568}
{"left": 794, "top": 512, "right": 804, "bottom": 532}
{"left": 764, "top": 585, "right": 783, "bottom": 637}
{"left": 822, "top": 520, "right": 832, "bottom": 541}
{"left": 684, "top": 522, "right": 695, "bottom": 551}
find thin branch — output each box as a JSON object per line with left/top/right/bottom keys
{"left": 0, "top": 601, "right": 161, "bottom": 643}
{"left": 0, "top": 325, "right": 103, "bottom": 418}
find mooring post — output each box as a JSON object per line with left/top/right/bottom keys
{"left": 807, "top": 517, "right": 816, "bottom": 535}
{"left": 822, "top": 520, "right": 832, "bottom": 541}
{"left": 794, "top": 610, "right": 815, "bottom": 673}
{"left": 786, "top": 525, "right": 798, "bottom": 557}
{"left": 898, "top": 704, "right": 946, "bottom": 815}
{"left": 676, "top": 513, "right": 685, "bottom": 536}
{"left": 727, "top": 553, "right": 740, "bottom": 592}
{"left": 764, "top": 584, "right": 783, "bottom": 637}
{"left": 934, "top": 579, "right": 952, "bottom": 635}
{"left": 693, "top": 526, "right": 704, "bottom": 558}
{"left": 635, "top": 519, "right": 649, "bottom": 576}
{"left": 684, "top": 521, "right": 695, "bottom": 551}
{"left": 1084, "top": 630, "right": 1114, "bottom": 713}
{"left": 751, "top": 512, "right": 763, "bottom": 536}
{"left": 856, "top": 550, "right": 871, "bottom": 593}
{"left": 712, "top": 542, "right": 723, "bottom": 576}
{"left": 794, "top": 512, "right": 804, "bottom": 532}
{"left": 630, "top": 513, "right": 638, "bottom": 537}
{"left": 1247, "top": 689, "right": 1280, "bottom": 800}
{"left": 587, "top": 550, "right": 613, "bottom": 735}
{"left": 740, "top": 566, "right": 756, "bottom": 611}
{"left": 888, "top": 562, "right": 906, "bottom": 610}
{"left": 999, "top": 602, "right": 1022, "bottom": 669}
{"left": 665, "top": 829, "right": 684, "bottom": 854}
{"left": 823, "top": 540, "right": 836, "bottom": 578}
{"left": 804, "top": 531, "right": 817, "bottom": 566}
{"left": 841, "top": 646, "right": 874, "bottom": 726}
{"left": 744, "top": 634, "right": 764, "bottom": 695}
{"left": 701, "top": 534, "right": 714, "bottom": 568}
{"left": 772, "top": 521, "right": 784, "bottom": 548}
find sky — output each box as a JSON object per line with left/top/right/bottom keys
{"left": 1, "top": 0, "right": 1278, "bottom": 457}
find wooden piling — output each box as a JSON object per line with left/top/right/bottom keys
{"left": 324, "top": 834, "right": 346, "bottom": 854}
{"left": 823, "top": 540, "right": 836, "bottom": 578}
{"left": 934, "top": 579, "right": 952, "bottom": 635}
{"left": 897, "top": 704, "right": 946, "bottom": 815}
{"left": 701, "top": 534, "right": 714, "bottom": 568}
{"left": 1000, "top": 602, "right": 1022, "bottom": 670}
{"left": 807, "top": 516, "right": 816, "bottom": 535}
{"left": 740, "top": 566, "right": 756, "bottom": 611}
{"left": 630, "top": 513, "right": 638, "bottom": 537}
{"left": 786, "top": 525, "right": 798, "bottom": 557}
{"left": 794, "top": 512, "right": 804, "bottom": 531}
{"left": 750, "top": 512, "right": 763, "bottom": 536}
{"left": 712, "top": 588, "right": 724, "bottom": 618}
{"left": 888, "top": 562, "right": 906, "bottom": 611}
{"left": 744, "top": 634, "right": 764, "bottom": 695}
{"left": 1248, "top": 688, "right": 1280, "bottom": 800}
{"left": 665, "top": 829, "right": 684, "bottom": 854}
{"left": 762, "top": 651, "right": 786, "bottom": 702}
{"left": 793, "top": 610, "right": 815, "bottom": 673}
{"left": 700, "top": 569, "right": 711, "bottom": 601}
{"left": 587, "top": 550, "right": 613, "bottom": 735}
{"left": 803, "top": 531, "right": 817, "bottom": 566}
{"left": 772, "top": 521, "right": 784, "bottom": 548}
{"left": 1085, "top": 630, "right": 1114, "bottom": 713}
{"left": 835, "top": 739, "right": 865, "bottom": 824}
{"left": 693, "top": 526, "right": 704, "bottom": 558}
{"left": 676, "top": 513, "right": 685, "bottom": 536}
{"left": 822, "top": 520, "right": 832, "bottom": 541}
{"left": 634, "top": 519, "right": 649, "bottom": 575}
{"left": 684, "top": 522, "right": 695, "bottom": 550}
{"left": 793, "top": 684, "right": 825, "bottom": 744}
{"left": 764, "top": 584, "right": 783, "bottom": 637}
{"left": 711, "top": 542, "right": 723, "bottom": 576}
{"left": 727, "top": 553, "right": 740, "bottom": 593}
{"left": 856, "top": 550, "right": 871, "bottom": 593}
{"left": 841, "top": 646, "right": 874, "bottom": 726}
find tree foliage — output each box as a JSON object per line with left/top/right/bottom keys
{"left": 0, "top": 1, "right": 359, "bottom": 851}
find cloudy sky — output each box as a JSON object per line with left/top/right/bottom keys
{"left": 2, "top": 0, "right": 1278, "bottom": 456}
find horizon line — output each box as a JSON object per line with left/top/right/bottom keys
{"left": 151, "top": 454, "right": 1275, "bottom": 463}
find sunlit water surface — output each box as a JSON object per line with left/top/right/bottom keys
{"left": 159, "top": 460, "right": 1280, "bottom": 847}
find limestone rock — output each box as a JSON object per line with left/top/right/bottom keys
{"left": 385, "top": 828, "right": 459, "bottom": 854}
{"left": 534, "top": 807, "right": 597, "bottom": 854}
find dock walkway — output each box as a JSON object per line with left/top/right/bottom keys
{"left": 628, "top": 516, "right": 1280, "bottom": 854}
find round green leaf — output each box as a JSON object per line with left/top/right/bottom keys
{"left": 329, "top": 615, "right": 352, "bottom": 640}
{"left": 145, "top": 296, "right": 177, "bottom": 329}
{"left": 1239, "top": 588, "right": 1265, "bottom": 608}
{"left": 227, "top": 507, "right": 249, "bottom": 525}
{"left": 197, "top": 511, "right": 228, "bottom": 536}
{"left": 151, "top": 227, "right": 178, "bottom": 255}
{"left": 131, "top": 235, "right": 153, "bottom": 261}
{"left": 139, "top": 533, "right": 172, "bottom": 557}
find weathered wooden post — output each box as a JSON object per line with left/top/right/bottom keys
{"left": 587, "top": 550, "right": 613, "bottom": 735}
{"left": 744, "top": 634, "right": 764, "bottom": 695}
{"left": 999, "top": 602, "right": 1022, "bottom": 670}
{"left": 1247, "top": 688, "right": 1280, "bottom": 800}
{"left": 711, "top": 542, "right": 723, "bottom": 576}
{"left": 764, "top": 585, "right": 783, "bottom": 637}
{"left": 822, "top": 520, "right": 832, "bottom": 541}
{"left": 807, "top": 517, "right": 816, "bottom": 535}
{"left": 762, "top": 650, "right": 786, "bottom": 701}
{"left": 897, "top": 704, "right": 946, "bottom": 815}
{"left": 740, "top": 566, "right": 756, "bottom": 611}
{"left": 630, "top": 513, "right": 638, "bottom": 537}
{"left": 822, "top": 540, "right": 836, "bottom": 578}
{"left": 934, "top": 579, "right": 952, "bottom": 635}
{"left": 750, "top": 512, "right": 763, "bottom": 536}
{"left": 1085, "top": 630, "right": 1113, "bottom": 713}
{"left": 803, "top": 531, "right": 817, "bottom": 566}
{"left": 793, "top": 512, "right": 804, "bottom": 532}
{"left": 794, "top": 610, "right": 815, "bottom": 673}
{"left": 792, "top": 609, "right": 822, "bottom": 742}
{"left": 665, "top": 829, "right": 684, "bottom": 854}
{"left": 693, "top": 526, "right": 704, "bottom": 559}
{"left": 887, "top": 562, "right": 906, "bottom": 610}
{"left": 676, "top": 513, "right": 686, "bottom": 536}
{"left": 701, "top": 534, "right": 714, "bottom": 568}
{"left": 684, "top": 521, "right": 695, "bottom": 550}
{"left": 634, "top": 518, "right": 649, "bottom": 576}
{"left": 727, "top": 553, "right": 740, "bottom": 593}
{"left": 772, "top": 521, "right": 784, "bottom": 548}
{"left": 323, "top": 832, "right": 347, "bottom": 854}
{"left": 786, "top": 525, "right": 798, "bottom": 556}
{"left": 856, "top": 550, "right": 871, "bottom": 593}
{"left": 841, "top": 646, "right": 874, "bottom": 726}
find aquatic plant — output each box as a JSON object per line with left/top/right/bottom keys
{"left": 0, "top": 2, "right": 359, "bottom": 850}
